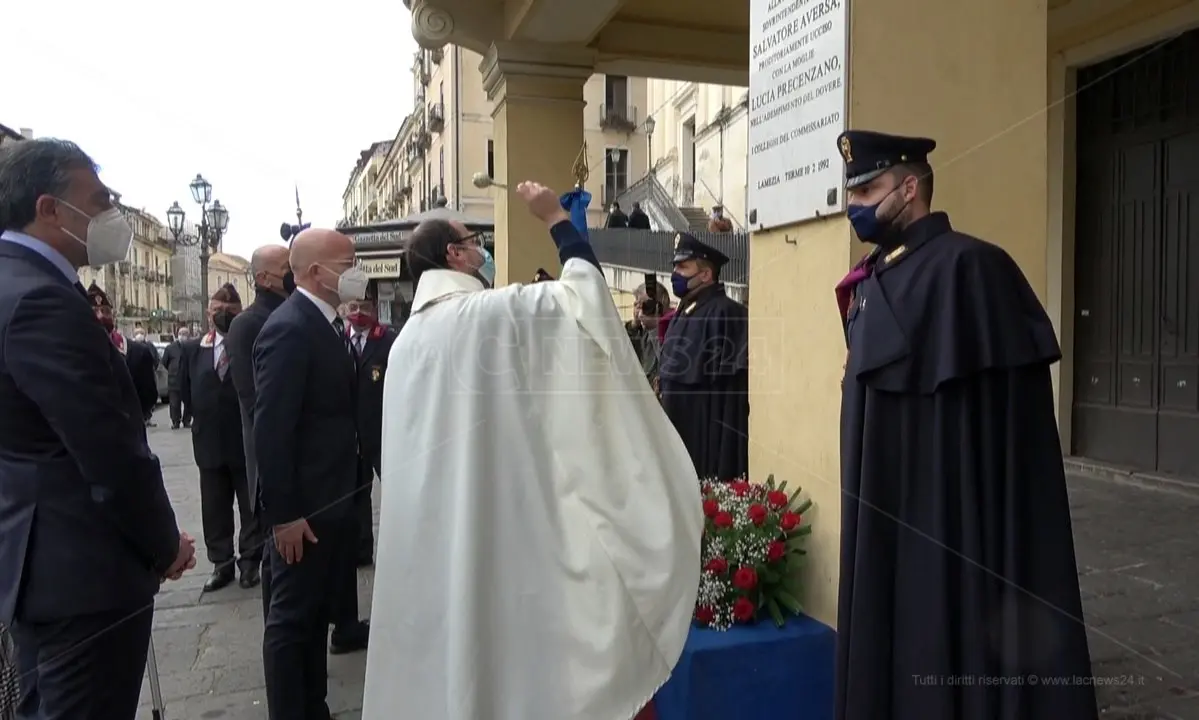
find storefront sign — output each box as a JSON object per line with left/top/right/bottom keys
{"left": 352, "top": 230, "right": 407, "bottom": 246}
{"left": 747, "top": 0, "right": 848, "bottom": 229}
{"left": 357, "top": 256, "right": 402, "bottom": 278}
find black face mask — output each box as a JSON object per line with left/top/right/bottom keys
{"left": 282, "top": 271, "right": 296, "bottom": 295}
{"left": 213, "top": 310, "right": 238, "bottom": 334}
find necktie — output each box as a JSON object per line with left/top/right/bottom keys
{"left": 216, "top": 344, "right": 229, "bottom": 380}
{"left": 333, "top": 317, "right": 345, "bottom": 336}
{"left": 354, "top": 334, "right": 364, "bottom": 356}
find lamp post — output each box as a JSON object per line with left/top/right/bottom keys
{"left": 608, "top": 148, "right": 623, "bottom": 208}
{"left": 166, "top": 173, "right": 230, "bottom": 320}
{"left": 644, "top": 116, "right": 656, "bottom": 176}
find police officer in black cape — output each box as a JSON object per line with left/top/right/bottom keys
{"left": 658, "top": 233, "right": 749, "bottom": 481}
{"left": 834, "top": 130, "right": 1097, "bottom": 720}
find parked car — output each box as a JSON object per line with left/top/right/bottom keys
{"left": 152, "top": 341, "right": 170, "bottom": 403}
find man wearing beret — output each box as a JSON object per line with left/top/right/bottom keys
{"left": 833, "top": 129, "right": 1097, "bottom": 720}
{"left": 88, "top": 283, "right": 159, "bottom": 420}
{"left": 658, "top": 233, "right": 749, "bottom": 481}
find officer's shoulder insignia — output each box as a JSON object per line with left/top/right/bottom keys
{"left": 839, "top": 136, "right": 852, "bottom": 162}
{"left": 884, "top": 244, "right": 906, "bottom": 264}
{"left": 371, "top": 366, "right": 382, "bottom": 382}
{"left": 674, "top": 234, "right": 681, "bottom": 249}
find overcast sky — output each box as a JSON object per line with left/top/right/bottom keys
{"left": 4, "top": 0, "right": 415, "bottom": 259}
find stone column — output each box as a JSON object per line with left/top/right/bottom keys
{"left": 480, "top": 42, "right": 595, "bottom": 286}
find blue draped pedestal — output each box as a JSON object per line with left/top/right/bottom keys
{"left": 654, "top": 615, "right": 835, "bottom": 720}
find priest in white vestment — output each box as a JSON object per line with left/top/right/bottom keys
{"left": 361, "top": 181, "right": 703, "bottom": 720}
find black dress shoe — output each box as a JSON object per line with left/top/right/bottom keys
{"left": 239, "top": 566, "right": 261, "bottom": 589}
{"left": 203, "top": 569, "right": 235, "bottom": 592}
{"left": 330, "top": 620, "right": 369, "bottom": 655}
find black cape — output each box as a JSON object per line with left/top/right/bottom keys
{"left": 837, "top": 213, "right": 1097, "bottom": 720}
{"left": 659, "top": 284, "right": 749, "bottom": 481}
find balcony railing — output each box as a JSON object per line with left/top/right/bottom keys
{"left": 599, "top": 103, "right": 638, "bottom": 133}
{"left": 118, "top": 261, "right": 130, "bottom": 274}
{"left": 589, "top": 229, "right": 750, "bottom": 284}
{"left": 428, "top": 102, "right": 445, "bottom": 133}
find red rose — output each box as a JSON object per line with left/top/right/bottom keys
{"left": 767, "top": 541, "right": 786, "bottom": 562}
{"left": 780, "top": 512, "right": 800, "bottom": 531}
{"left": 695, "top": 605, "right": 716, "bottom": 625}
{"left": 748, "top": 503, "right": 768, "bottom": 526}
{"left": 702, "top": 498, "right": 719, "bottom": 517}
{"left": 767, "top": 490, "right": 788, "bottom": 508}
{"left": 732, "top": 566, "right": 758, "bottom": 590}
{"left": 713, "top": 511, "right": 733, "bottom": 528}
{"left": 704, "top": 557, "right": 728, "bottom": 574}
{"left": 733, "top": 597, "right": 756, "bottom": 623}
{"left": 730, "top": 480, "right": 751, "bottom": 497}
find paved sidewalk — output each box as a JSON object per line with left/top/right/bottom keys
{"left": 137, "top": 419, "right": 373, "bottom": 719}
{"left": 135, "top": 412, "right": 1199, "bottom": 719}
{"left": 1073, "top": 472, "right": 1199, "bottom": 719}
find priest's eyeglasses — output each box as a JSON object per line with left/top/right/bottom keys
{"left": 455, "top": 232, "right": 483, "bottom": 248}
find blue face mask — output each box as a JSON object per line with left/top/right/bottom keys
{"left": 670, "top": 271, "right": 694, "bottom": 298}
{"left": 477, "top": 247, "right": 496, "bottom": 287}
{"left": 847, "top": 182, "right": 910, "bottom": 244}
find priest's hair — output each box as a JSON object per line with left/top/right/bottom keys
{"left": 212, "top": 283, "right": 241, "bottom": 304}
{"left": 406, "top": 219, "right": 458, "bottom": 285}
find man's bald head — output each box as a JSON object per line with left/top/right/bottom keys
{"left": 250, "top": 244, "right": 292, "bottom": 297}
{"left": 290, "top": 228, "right": 357, "bottom": 306}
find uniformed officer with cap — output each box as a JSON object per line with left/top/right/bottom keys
{"left": 832, "top": 130, "right": 1097, "bottom": 720}
{"left": 657, "top": 232, "right": 749, "bottom": 482}
{"left": 87, "top": 282, "right": 159, "bottom": 418}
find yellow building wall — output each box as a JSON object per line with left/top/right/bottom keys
{"left": 748, "top": 0, "right": 1048, "bottom": 627}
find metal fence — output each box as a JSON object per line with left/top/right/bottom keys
{"left": 589, "top": 228, "right": 751, "bottom": 284}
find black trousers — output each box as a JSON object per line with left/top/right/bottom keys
{"left": 168, "top": 389, "right": 191, "bottom": 426}
{"left": 13, "top": 606, "right": 152, "bottom": 720}
{"left": 263, "top": 517, "right": 346, "bottom": 720}
{"left": 332, "top": 494, "right": 364, "bottom": 631}
{"left": 356, "top": 457, "right": 375, "bottom": 559}
{"left": 199, "top": 465, "right": 262, "bottom": 573}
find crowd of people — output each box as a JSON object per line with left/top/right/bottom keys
{"left": 0, "top": 128, "right": 1099, "bottom": 720}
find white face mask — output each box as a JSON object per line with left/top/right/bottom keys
{"left": 56, "top": 199, "right": 133, "bottom": 267}
{"left": 320, "top": 264, "right": 370, "bottom": 303}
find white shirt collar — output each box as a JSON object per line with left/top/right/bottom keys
{"left": 411, "top": 270, "right": 485, "bottom": 314}
{"left": 296, "top": 286, "right": 338, "bottom": 325}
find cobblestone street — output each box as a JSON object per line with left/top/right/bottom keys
{"left": 135, "top": 413, "right": 1199, "bottom": 719}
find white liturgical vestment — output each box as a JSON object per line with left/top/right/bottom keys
{"left": 361, "top": 257, "right": 703, "bottom": 720}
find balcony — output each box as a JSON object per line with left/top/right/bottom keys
{"left": 118, "top": 261, "right": 130, "bottom": 275}
{"left": 599, "top": 104, "right": 638, "bottom": 133}
{"left": 428, "top": 102, "right": 445, "bottom": 133}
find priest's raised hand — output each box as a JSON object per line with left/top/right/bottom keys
{"left": 362, "top": 181, "right": 705, "bottom": 720}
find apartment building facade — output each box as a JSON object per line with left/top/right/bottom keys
{"left": 341, "top": 47, "right": 652, "bottom": 229}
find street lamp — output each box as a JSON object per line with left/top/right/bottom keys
{"left": 644, "top": 116, "right": 657, "bottom": 175}
{"left": 166, "top": 173, "right": 230, "bottom": 317}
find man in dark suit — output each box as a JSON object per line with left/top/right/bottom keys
{"left": 254, "top": 228, "right": 367, "bottom": 720}
{"left": 344, "top": 282, "right": 398, "bottom": 566}
{"left": 182, "top": 283, "right": 262, "bottom": 592}
{"left": 163, "top": 325, "right": 193, "bottom": 429}
{"left": 226, "top": 243, "right": 292, "bottom": 616}
{"left": 0, "top": 138, "right": 196, "bottom": 720}
{"left": 87, "top": 284, "right": 160, "bottom": 420}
